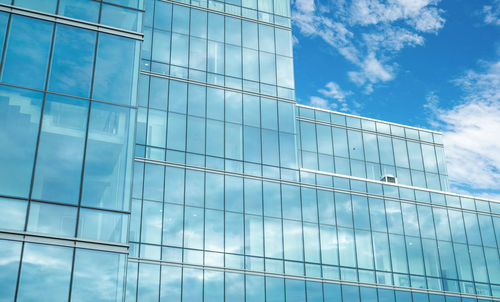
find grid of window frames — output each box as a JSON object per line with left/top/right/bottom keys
{"left": 130, "top": 164, "right": 500, "bottom": 298}
{"left": 0, "top": 9, "right": 139, "bottom": 301}
{"left": 297, "top": 105, "right": 449, "bottom": 191}
{"left": 141, "top": 0, "right": 295, "bottom": 100}
{"left": 0, "top": 0, "right": 143, "bottom": 32}
{"left": 127, "top": 263, "right": 498, "bottom": 302}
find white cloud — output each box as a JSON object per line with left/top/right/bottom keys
{"left": 427, "top": 60, "right": 500, "bottom": 194}
{"left": 308, "top": 81, "right": 357, "bottom": 112}
{"left": 309, "top": 96, "right": 336, "bottom": 110}
{"left": 481, "top": 0, "right": 500, "bottom": 26}
{"left": 318, "top": 81, "right": 351, "bottom": 101}
{"left": 292, "top": 0, "right": 445, "bottom": 92}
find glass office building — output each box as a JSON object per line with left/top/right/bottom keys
{"left": 0, "top": 0, "right": 499, "bottom": 302}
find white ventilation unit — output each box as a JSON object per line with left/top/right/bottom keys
{"left": 380, "top": 174, "right": 397, "bottom": 184}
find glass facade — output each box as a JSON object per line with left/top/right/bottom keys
{"left": 0, "top": 0, "right": 499, "bottom": 302}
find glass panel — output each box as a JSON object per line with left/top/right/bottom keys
{"left": 78, "top": 208, "right": 128, "bottom": 243}
{"left": 2, "top": 15, "right": 53, "bottom": 89}
{"left": 32, "top": 95, "right": 88, "bottom": 204}
{"left": 0, "top": 239, "right": 22, "bottom": 301}
{"left": 286, "top": 279, "right": 306, "bottom": 302}
{"left": 320, "top": 224, "right": 338, "bottom": 265}
{"left": 137, "top": 263, "right": 160, "bottom": 301}
{"left": 160, "top": 266, "right": 182, "bottom": 301}
{"left": 17, "top": 243, "right": 73, "bottom": 301}
{"left": 140, "top": 200, "right": 162, "bottom": 244}
{"left": 71, "top": 249, "right": 126, "bottom": 302}
{"left": 182, "top": 268, "right": 203, "bottom": 302}
{"left": 163, "top": 203, "right": 184, "bottom": 247}
{"left": 0, "top": 197, "right": 28, "bottom": 230}
{"left": 264, "top": 217, "right": 283, "bottom": 258}
{"left": 225, "top": 212, "right": 244, "bottom": 254}
{"left": 58, "top": 0, "right": 100, "bottom": 23}
{"left": 27, "top": 202, "right": 76, "bottom": 237}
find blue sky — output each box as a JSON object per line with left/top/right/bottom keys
{"left": 291, "top": 0, "right": 500, "bottom": 199}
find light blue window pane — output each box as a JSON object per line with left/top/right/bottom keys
{"left": 0, "top": 13, "right": 8, "bottom": 61}
{"left": 282, "top": 184, "right": 301, "bottom": 220}
{"left": 163, "top": 203, "right": 183, "bottom": 247}
{"left": 454, "top": 243, "right": 473, "bottom": 281}
{"left": 435, "top": 146, "right": 447, "bottom": 174}
{"left": 363, "top": 133, "right": 379, "bottom": 163}
{"left": 286, "top": 279, "right": 305, "bottom": 302}
{"left": 207, "top": 87, "right": 224, "bottom": 120}
{"left": 389, "top": 234, "right": 408, "bottom": 273}
{"left": 106, "top": 0, "right": 140, "bottom": 9}
{"left": 263, "top": 181, "right": 281, "bottom": 218}
{"left": 243, "top": 48, "right": 259, "bottom": 81}
{"left": 373, "top": 232, "right": 392, "bottom": 271}
{"left": 226, "top": 212, "right": 244, "bottom": 254}
{"left": 48, "top": 25, "right": 95, "bottom": 97}
{"left": 32, "top": 95, "right": 88, "bottom": 204}
{"left": 261, "top": 97, "right": 278, "bottom": 130}
{"left": 188, "top": 84, "right": 206, "bottom": 117}
{"left": 190, "top": 9, "right": 207, "bottom": 38}
{"left": 14, "top": 0, "right": 57, "bottom": 12}
{"left": 315, "top": 124, "right": 332, "bottom": 155}
{"left": 422, "top": 238, "right": 440, "bottom": 277}
{"left": 244, "top": 179, "right": 263, "bottom": 215}
{"left": 378, "top": 136, "right": 395, "bottom": 166}
{"left": 0, "top": 240, "right": 21, "bottom": 302}
{"left": 225, "top": 175, "right": 243, "bottom": 212}
{"left": 360, "top": 287, "right": 377, "bottom": 302}
{"left": 306, "top": 281, "right": 323, "bottom": 302}
{"left": 204, "top": 271, "right": 224, "bottom": 302}
{"left": 78, "top": 208, "right": 128, "bottom": 243}
{"left": 378, "top": 289, "right": 395, "bottom": 302}
{"left": 259, "top": 52, "right": 276, "bottom": 85}
{"left": 185, "top": 170, "right": 204, "bottom": 207}
{"left": 303, "top": 223, "right": 320, "bottom": 263}
{"left": 242, "top": 20, "right": 258, "bottom": 49}
{"left": 205, "top": 209, "right": 224, "bottom": 252}
{"left": 469, "top": 246, "right": 489, "bottom": 283}
{"left": 320, "top": 224, "right": 338, "bottom": 265}
{"left": 324, "top": 283, "right": 341, "bottom": 301}
{"left": 171, "top": 33, "right": 189, "bottom": 67}
{"left": 463, "top": 213, "right": 482, "bottom": 245}
{"left": 225, "top": 123, "right": 243, "bottom": 160}
{"left": 265, "top": 217, "right": 283, "bottom": 258}
{"left": 301, "top": 187, "right": 317, "bottom": 223}
{"left": 154, "top": 1, "right": 172, "bottom": 31}
{"left": 160, "top": 266, "right": 181, "bottom": 301}
{"left": 129, "top": 198, "right": 141, "bottom": 242}
{"left": 172, "top": 4, "right": 189, "bottom": 34}
{"left": 278, "top": 101, "right": 295, "bottom": 133}
{"left": 206, "top": 173, "right": 224, "bottom": 210}
{"left": 82, "top": 103, "right": 134, "bottom": 211}
{"left": 244, "top": 126, "right": 262, "bottom": 163}
{"left": 262, "top": 129, "right": 279, "bottom": 166}
{"left": 226, "top": 272, "right": 244, "bottom": 302}
{"left": 338, "top": 227, "right": 356, "bottom": 267}
{"left": 386, "top": 200, "right": 404, "bottom": 234}
{"left": 71, "top": 249, "right": 125, "bottom": 302}
{"left": 421, "top": 144, "right": 438, "bottom": 173}
{"left": 167, "top": 113, "right": 186, "bottom": 150}
{"left": 416, "top": 205, "right": 435, "bottom": 239}
{"left": 283, "top": 219, "right": 304, "bottom": 261}
{"left": 336, "top": 192, "right": 353, "bottom": 228}
{"left": 143, "top": 163, "right": 164, "bottom": 201}
{"left": 369, "top": 198, "right": 387, "bottom": 232}
{"left": 189, "top": 37, "right": 207, "bottom": 71}
{"left": 265, "top": 277, "right": 284, "bottom": 302}
{"left": 0, "top": 197, "right": 27, "bottom": 230}
{"left": 137, "top": 263, "right": 159, "bottom": 301}
{"left": 148, "top": 76, "right": 168, "bottom": 110}
{"left": 58, "top": 0, "right": 99, "bottom": 23}
{"left": 406, "top": 236, "right": 424, "bottom": 275}
{"left": 478, "top": 215, "right": 496, "bottom": 247}
{"left": 140, "top": 200, "right": 162, "bottom": 244}
{"left": 206, "top": 119, "right": 224, "bottom": 157}
{"left": 164, "top": 166, "right": 185, "bottom": 204}
{"left": 407, "top": 141, "right": 424, "bottom": 171}
{"left": 17, "top": 243, "right": 72, "bottom": 302}
{"left": 225, "top": 91, "right": 242, "bottom": 123}
{"left": 184, "top": 206, "right": 204, "bottom": 249}
{"left": 342, "top": 285, "right": 359, "bottom": 301}
{"left": 245, "top": 214, "right": 263, "bottom": 256}
{"left": 393, "top": 139, "right": 409, "bottom": 168}
{"left": 101, "top": 4, "right": 139, "bottom": 31}
{"left": 437, "top": 240, "right": 457, "bottom": 279}
{"left": 225, "top": 16, "right": 241, "bottom": 46}
{"left": 484, "top": 247, "right": 500, "bottom": 284}
{"left": 2, "top": 15, "right": 52, "bottom": 89}
{"left": 356, "top": 229, "right": 374, "bottom": 269}
{"left": 348, "top": 130, "right": 364, "bottom": 160}
{"left": 259, "top": 24, "right": 275, "bottom": 53}
{"left": 169, "top": 80, "right": 188, "bottom": 114}
{"left": 27, "top": 202, "right": 76, "bottom": 237}
{"left": 246, "top": 275, "right": 265, "bottom": 302}
{"left": 152, "top": 30, "right": 170, "bottom": 63}
{"left": 317, "top": 190, "right": 334, "bottom": 225}
{"left": 401, "top": 203, "right": 420, "bottom": 236}
{"left": 300, "top": 121, "right": 317, "bottom": 152}
{"left": 243, "top": 95, "right": 260, "bottom": 127}
{"left": 275, "top": 28, "right": 292, "bottom": 56}
{"left": 448, "top": 210, "right": 467, "bottom": 243}
{"left": 276, "top": 55, "right": 293, "bottom": 88}
{"left": 208, "top": 40, "right": 224, "bottom": 74}
{"left": 353, "top": 195, "right": 370, "bottom": 230}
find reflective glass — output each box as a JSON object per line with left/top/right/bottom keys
{"left": 160, "top": 266, "right": 181, "bottom": 300}
{"left": 58, "top": 0, "right": 99, "bottom": 22}
{"left": 0, "top": 240, "right": 21, "bottom": 302}
{"left": 78, "top": 208, "right": 128, "bottom": 243}
{"left": 137, "top": 263, "right": 159, "bottom": 300}
{"left": 0, "top": 197, "right": 27, "bottom": 230}
{"left": 27, "top": 202, "right": 76, "bottom": 237}
{"left": 14, "top": 0, "right": 57, "bottom": 13}
{"left": 0, "top": 86, "right": 42, "bottom": 198}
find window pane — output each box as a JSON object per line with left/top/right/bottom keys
{"left": 163, "top": 203, "right": 184, "bottom": 247}
{"left": 0, "top": 84, "right": 43, "bottom": 199}
{"left": 0, "top": 197, "right": 27, "bottom": 231}
{"left": 48, "top": 25, "right": 96, "bottom": 97}
{"left": 137, "top": 263, "right": 160, "bottom": 301}
{"left": 82, "top": 102, "right": 134, "bottom": 211}
{"left": 140, "top": 200, "right": 162, "bottom": 244}
{"left": 14, "top": 0, "right": 57, "bottom": 13}
{"left": 17, "top": 243, "right": 73, "bottom": 301}
{"left": 58, "top": 0, "right": 99, "bottom": 23}
{"left": 93, "top": 33, "right": 138, "bottom": 105}
{"left": 78, "top": 208, "right": 128, "bottom": 243}
{"left": 2, "top": 15, "right": 52, "bottom": 89}
{"left": 27, "top": 202, "right": 77, "bottom": 237}
{"left": 160, "top": 266, "right": 181, "bottom": 301}
{"left": 0, "top": 240, "right": 22, "bottom": 301}
{"left": 182, "top": 268, "right": 203, "bottom": 302}
{"left": 71, "top": 249, "right": 126, "bottom": 302}
{"left": 32, "top": 95, "right": 88, "bottom": 204}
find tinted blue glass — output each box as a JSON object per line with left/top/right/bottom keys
{"left": 0, "top": 13, "right": 8, "bottom": 60}
{"left": 0, "top": 86, "right": 42, "bottom": 198}
{"left": 58, "top": 0, "right": 99, "bottom": 22}
{"left": 32, "top": 95, "right": 88, "bottom": 204}
{"left": 286, "top": 279, "right": 306, "bottom": 302}
{"left": 141, "top": 200, "right": 162, "bottom": 244}
{"left": 71, "top": 249, "right": 125, "bottom": 302}
{"left": 78, "top": 208, "right": 128, "bottom": 243}
{"left": 182, "top": 268, "right": 203, "bottom": 302}
{"left": 93, "top": 33, "right": 138, "bottom": 105}
{"left": 0, "top": 240, "right": 21, "bottom": 302}
{"left": 14, "top": 0, "right": 57, "bottom": 13}
{"left": 17, "top": 243, "right": 73, "bottom": 302}
{"left": 225, "top": 212, "right": 244, "bottom": 254}
{"left": 101, "top": 4, "right": 139, "bottom": 31}
{"left": 49, "top": 25, "right": 96, "bottom": 97}
{"left": 152, "top": 30, "right": 170, "bottom": 63}
{"left": 205, "top": 271, "right": 224, "bottom": 302}
{"left": 143, "top": 163, "right": 164, "bottom": 201}
{"left": 82, "top": 102, "right": 134, "bottom": 211}
{"left": 27, "top": 202, "right": 76, "bottom": 237}
{"left": 137, "top": 263, "right": 160, "bottom": 300}
{"left": 160, "top": 266, "right": 181, "bottom": 300}
{"left": 163, "top": 203, "right": 184, "bottom": 247}
{"left": 2, "top": 15, "right": 52, "bottom": 89}
{"left": 0, "top": 197, "right": 27, "bottom": 230}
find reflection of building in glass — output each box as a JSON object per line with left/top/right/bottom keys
{"left": 0, "top": 0, "right": 499, "bottom": 301}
